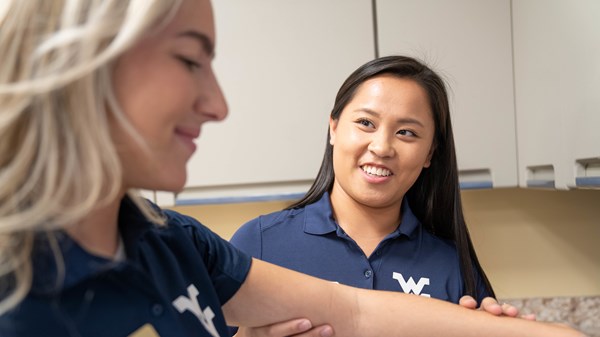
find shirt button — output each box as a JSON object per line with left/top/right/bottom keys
{"left": 151, "top": 303, "right": 164, "bottom": 316}
{"left": 364, "top": 270, "right": 372, "bottom": 278}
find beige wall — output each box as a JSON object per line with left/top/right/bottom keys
{"left": 462, "top": 188, "right": 600, "bottom": 299}
{"left": 170, "top": 188, "right": 600, "bottom": 299}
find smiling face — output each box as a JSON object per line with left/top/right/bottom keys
{"left": 112, "top": 0, "right": 227, "bottom": 193}
{"left": 329, "top": 75, "right": 435, "bottom": 210}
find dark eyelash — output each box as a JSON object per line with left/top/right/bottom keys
{"left": 357, "top": 118, "right": 372, "bottom": 127}
{"left": 176, "top": 56, "right": 201, "bottom": 71}
{"left": 398, "top": 130, "right": 417, "bottom": 137}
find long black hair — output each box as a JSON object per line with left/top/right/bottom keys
{"left": 287, "top": 55, "right": 495, "bottom": 299}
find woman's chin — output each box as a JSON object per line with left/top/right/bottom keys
{"left": 133, "top": 176, "right": 187, "bottom": 196}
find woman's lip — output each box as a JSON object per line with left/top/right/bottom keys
{"left": 359, "top": 163, "right": 394, "bottom": 183}
{"left": 360, "top": 168, "right": 393, "bottom": 183}
{"left": 360, "top": 163, "right": 393, "bottom": 173}
{"left": 175, "top": 127, "right": 200, "bottom": 139}
{"left": 175, "top": 127, "right": 200, "bottom": 153}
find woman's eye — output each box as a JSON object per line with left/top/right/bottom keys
{"left": 357, "top": 119, "right": 374, "bottom": 128}
{"left": 398, "top": 129, "right": 416, "bottom": 137}
{"left": 176, "top": 56, "right": 201, "bottom": 71}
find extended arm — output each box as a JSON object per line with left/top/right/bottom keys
{"left": 231, "top": 296, "right": 530, "bottom": 337}
{"left": 223, "top": 259, "right": 584, "bottom": 337}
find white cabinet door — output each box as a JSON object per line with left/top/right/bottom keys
{"left": 376, "top": 0, "right": 517, "bottom": 189}
{"left": 138, "top": 190, "right": 176, "bottom": 208}
{"left": 513, "top": 0, "right": 600, "bottom": 189}
{"left": 178, "top": 0, "right": 375, "bottom": 205}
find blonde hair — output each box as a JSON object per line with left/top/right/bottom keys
{"left": 0, "top": 0, "right": 182, "bottom": 314}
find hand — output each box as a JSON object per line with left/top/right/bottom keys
{"left": 234, "top": 318, "right": 334, "bottom": 337}
{"left": 459, "top": 296, "right": 536, "bottom": 320}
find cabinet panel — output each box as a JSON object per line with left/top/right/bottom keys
{"left": 513, "top": 0, "right": 600, "bottom": 189}
{"left": 376, "top": 0, "right": 517, "bottom": 188}
{"left": 178, "top": 0, "right": 374, "bottom": 204}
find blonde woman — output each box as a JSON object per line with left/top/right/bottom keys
{"left": 0, "top": 1, "right": 587, "bottom": 337}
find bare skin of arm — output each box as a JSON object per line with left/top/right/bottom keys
{"left": 234, "top": 318, "right": 333, "bottom": 337}
{"left": 232, "top": 296, "right": 532, "bottom": 337}
{"left": 222, "top": 259, "right": 585, "bottom": 337}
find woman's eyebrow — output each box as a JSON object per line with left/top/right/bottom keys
{"left": 177, "top": 30, "right": 214, "bottom": 57}
{"left": 354, "top": 108, "right": 425, "bottom": 127}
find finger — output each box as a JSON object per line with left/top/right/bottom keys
{"left": 289, "top": 324, "right": 334, "bottom": 337}
{"left": 271, "top": 318, "right": 313, "bottom": 336}
{"left": 239, "top": 318, "right": 313, "bottom": 337}
{"left": 500, "top": 302, "right": 519, "bottom": 317}
{"left": 520, "top": 313, "right": 537, "bottom": 321}
{"left": 318, "top": 325, "right": 334, "bottom": 337}
{"left": 479, "top": 297, "right": 503, "bottom": 315}
{"left": 458, "top": 295, "right": 478, "bottom": 310}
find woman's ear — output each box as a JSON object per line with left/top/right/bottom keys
{"left": 423, "top": 143, "right": 436, "bottom": 168}
{"left": 329, "top": 117, "right": 338, "bottom": 146}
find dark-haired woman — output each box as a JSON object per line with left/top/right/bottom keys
{"left": 231, "top": 55, "right": 527, "bottom": 337}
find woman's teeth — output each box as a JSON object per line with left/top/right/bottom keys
{"left": 362, "top": 165, "right": 392, "bottom": 177}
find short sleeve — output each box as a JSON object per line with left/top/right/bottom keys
{"left": 164, "top": 210, "right": 253, "bottom": 305}
{"left": 229, "top": 217, "right": 263, "bottom": 259}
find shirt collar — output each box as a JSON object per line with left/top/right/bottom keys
{"left": 303, "top": 192, "right": 421, "bottom": 239}
{"left": 396, "top": 198, "right": 420, "bottom": 239}
{"left": 117, "top": 196, "right": 160, "bottom": 259}
{"left": 303, "top": 192, "right": 338, "bottom": 235}
{"left": 30, "top": 196, "right": 156, "bottom": 295}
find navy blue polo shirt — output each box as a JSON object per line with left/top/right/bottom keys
{"left": 0, "top": 197, "right": 252, "bottom": 337}
{"left": 231, "top": 192, "right": 489, "bottom": 303}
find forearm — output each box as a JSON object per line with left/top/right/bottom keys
{"left": 351, "top": 288, "right": 583, "bottom": 337}
{"left": 223, "top": 259, "right": 343, "bottom": 328}
{"left": 223, "top": 259, "right": 585, "bottom": 337}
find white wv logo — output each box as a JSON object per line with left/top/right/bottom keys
{"left": 392, "top": 272, "right": 431, "bottom": 297}
{"left": 172, "top": 284, "right": 219, "bottom": 337}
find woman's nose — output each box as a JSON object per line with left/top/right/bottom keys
{"left": 368, "top": 131, "right": 395, "bottom": 158}
{"left": 207, "top": 79, "right": 228, "bottom": 121}
{"left": 195, "top": 70, "right": 228, "bottom": 121}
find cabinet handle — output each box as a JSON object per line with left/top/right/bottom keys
{"left": 575, "top": 158, "right": 600, "bottom": 188}
{"left": 526, "top": 165, "right": 555, "bottom": 189}
{"left": 575, "top": 177, "right": 600, "bottom": 187}
{"left": 459, "top": 181, "right": 493, "bottom": 189}
{"left": 458, "top": 169, "right": 493, "bottom": 189}
{"left": 526, "top": 179, "right": 556, "bottom": 188}
{"left": 175, "top": 181, "right": 312, "bottom": 205}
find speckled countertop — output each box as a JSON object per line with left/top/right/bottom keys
{"left": 499, "top": 296, "right": 599, "bottom": 337}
